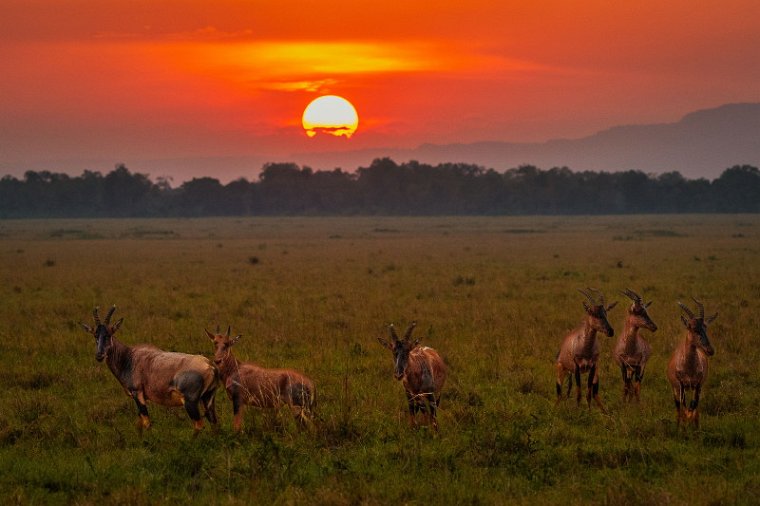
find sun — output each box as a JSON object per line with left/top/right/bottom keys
{"left": 302, "top": 95, "right": 359, "bottom": 138}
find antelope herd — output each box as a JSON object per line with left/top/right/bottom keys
{"left": 82, "top": 290, "right": 718, "bottom": 434}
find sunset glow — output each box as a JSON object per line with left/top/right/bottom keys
{"left": 0, "top": 0, "right": 758, "bottom": 181}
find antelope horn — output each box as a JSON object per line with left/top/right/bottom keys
{"left": 216, "top": 325, "right": 220, "bottom": 334}
{"left": 226, "top": 325, "right": 231, "bottom": 337}
{"left": 678, "top": 301, "right": 695, "bottom": 319}
{"left": 590, "top": 287, "right": 606, "bottom": 306}
{"left": 388, "top": 323, "right": 400, "bottom": 342}
{"left": 105, "top": 305, "right": 116, "bottom": 324}
{"left": 692, "top": 297, "right": 705, "bottom": 319}
{"left": 622, "top": 288, "right": 642, "bottom": 304}
{"left": 404, "top": 321, "right": 417, "bottom": 341}
{"left": 93, "top": 307, "right": 101, "bottom": 325}
{"left": 578, "top": 288, "right": 596, "bottom": 304}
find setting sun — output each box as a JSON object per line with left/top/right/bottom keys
{"left": 302, "top": 95, "right": 359, "bottom": 138}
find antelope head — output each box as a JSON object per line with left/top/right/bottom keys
{"left": 81, "top": 305, "right": 123, "bottom": 362}
{"left": 377, "top": 321, "right": 419, "bottom": 381}
{"left": 621, "top": 288, "right": 658, "bottom": 332}
{"left": 578, "top": 288, "right": 617, "bottom": 337}
{"left": 678, "top": 298, "right": 717, "bottom": 356}
{"left": 205, "top": 325, "right": 241, "bottom": 366}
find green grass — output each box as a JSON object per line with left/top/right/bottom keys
{"left": 0, "top": 215, "right": 758, "bottom": 504}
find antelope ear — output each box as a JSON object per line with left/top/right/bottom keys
{"left": 411, "top": 339, "right": 420, "bottom": 349}
{"left": 205, "top": 329, "right": 215, "bottom": 341}
{"left": 680, "top": 315, "right": 689, "bottom": 328}
{"left": 111, "top": 318, "right": 124, "bottom": 333}
{"left": 705, "top": 313, "right": 718, "bottom": 325}
{"left": 377, "top": 336, "right": 392, "bottom": 350}
{"left": 80, "top": 323, "right": 93, "bottom": 333}
{"left": 231, "top": 334, "right": 242, "bottom": 345}
{"left": 606, "top": 301, "right": 618, "bottom": 311}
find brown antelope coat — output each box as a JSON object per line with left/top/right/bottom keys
{"left": 613, "top": 289, "right": 658, "bottom": 402}
{"left": 667, "top": 298, "right": 717, "bottom": 428}
{"left": 207, "top": 327, "right": 316, "bottom": 431}
{"left": 377, "top": 321, "right": 447, "bottom": 431}
{"left": 81, "top": 306, "right": 218, "bottom": 432}
{"left": 555, "top": 288, "right": 617, "bottom": 413}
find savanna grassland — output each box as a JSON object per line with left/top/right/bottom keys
{"left": 0, "top": 215, "right": 758, "bottom": 505}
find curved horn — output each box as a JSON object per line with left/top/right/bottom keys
{"left": 226, "top": 325, "right": 231, "bottom": 337}
{"left": 578, "top": 288, "right": 595, "bottom": 304}
{"left": 692, "top": 297, "right": 705, "bottom": 319}
{"left": 589, "top": 287, "right": 606, "bottom": 306}
{"left": 93, "top": 307, "right": 102, "bottom": 325}
{"left": 105, "top": 305, "right": 116, "bottom": 324}
{"left": 388, "top": 323, "right": 400, "bottom": 342}
{"left": 404, "top": 321, "right": 417, "bottom": 341}
{"left": 622, "top": 288, "right": 642, "bottom": 304}
{"left": 678, "top": 301, "right": 695, "bottom": 319}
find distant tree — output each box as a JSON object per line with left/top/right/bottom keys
{"left": 175, "top": 177, "right": 227, "bottom": 216}
{"left": 102, "top": 164, "right": 156, "bottom": 216}
{"left": 712, "top": 165, "right": 760, "bottom": 212}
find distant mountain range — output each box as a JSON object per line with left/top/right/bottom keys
{"left": 292, "top": 103, "right": 760, "bottom": 179}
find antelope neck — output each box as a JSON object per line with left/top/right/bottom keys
{"left": 105, "top": 337, "right": 134, "bottom": 388}
{"left": 621, "top": 320, "right": 641, "bottom": 354}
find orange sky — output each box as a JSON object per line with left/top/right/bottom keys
{"left": 1, "top": 0, "right": 758, "bottom": 181}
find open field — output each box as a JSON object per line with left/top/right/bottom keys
{"left": 0, "top": 215, "right": 758, "bottom": 505}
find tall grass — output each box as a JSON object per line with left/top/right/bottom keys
{"left": 0, "top": 216, "right": 758, "bottom": 504}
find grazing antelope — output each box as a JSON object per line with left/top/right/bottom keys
{"left": 613, "top": 289, "right": 658, "bottom": 403}
{"left": 377, "top": 321, "right": 447, "bottom": 431}
{"left": 555, "top": 288, "right": 618, "bottom": 413}
{"left": 667, "top": 298, "right": 717, "bottom": 428}
{"left": 206, "top": 326, "right": 316, "bottom": 431}
{"left": 81, "top": 306, "right": 218, "bottom": 432}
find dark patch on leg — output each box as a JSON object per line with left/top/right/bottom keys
{"left": 174, "top": 371, "right": 204, "bottom": 424}
{"left": 184, "top": 399, "right": 202, "bottom": 421}
{"left": 133, "top": 395, "right": 149, "bottom": 418}
{"left": 202, "top": 387, "right": 218, "bottom": 424}
{"left": 288, "top": 383, "right": 310, "bottom": 409}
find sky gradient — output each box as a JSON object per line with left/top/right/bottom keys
{"left": 1, "top": 0, "right": 758, "bottom": 182}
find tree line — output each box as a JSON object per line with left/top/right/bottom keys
{"left": 1, "top": 159, "right": 758, "bottom": 217}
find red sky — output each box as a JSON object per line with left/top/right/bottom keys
{"left": 1, "top": 0, "right": 758, "bottom": 181}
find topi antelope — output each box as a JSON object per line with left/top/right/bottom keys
{"left": 377, "top": 321, "right": 447, "bottom": 431}
{"left": 613, "top": 289, "right": 658, "bottom": 403}
{"left": 81, "top": 306, "right": 219, "bottom": 432}
{"left": 555, "top": 288, "right": 617, "bottom": 413}
{"left": 667, "top": 298, "right": 717, "bottom": 428}
{"left": 206, "top": 326, "right": 316, "bottom": 431}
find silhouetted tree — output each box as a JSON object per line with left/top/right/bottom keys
{"left": 0, "top": 161, "right": 758, "bottom": 217}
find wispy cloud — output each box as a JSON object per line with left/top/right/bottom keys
{"left": 159, "top": 39, "right": 553, "bottom": 94}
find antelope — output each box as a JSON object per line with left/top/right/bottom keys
{"left": 377, "top": 321, "right": 447, "bottom": 431}
{"left": 555, "top": 288, "right": 618, "bottom": 413}
{"left": 206, "top": 326, "right": 316, "bottom": 431}
{"left": 667, "top": 298, "right": 717, "bottom": 428}
{"left": 613, "top": 289, "right": 658, "bottom": 403}
{"left": 81, "top": 306, "right": 218, "bottom": 432}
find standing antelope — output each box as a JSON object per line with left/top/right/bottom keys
{"left": 81, "top": 306, "right": 219, "bottom": 432}
{"left": 206, "top": 326, "right": 316, "bottom": 431}
{"left": 555, "top": 288, "right": 618, "bottom": 413}
{"left": 613, "top": 288, "right": 658, "bottom": 403}
{"left": 667, "top": 298, "right": 717, "bottom": 428}
{"left": 377, "top": 321, "right": 447, "bottom": 431}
